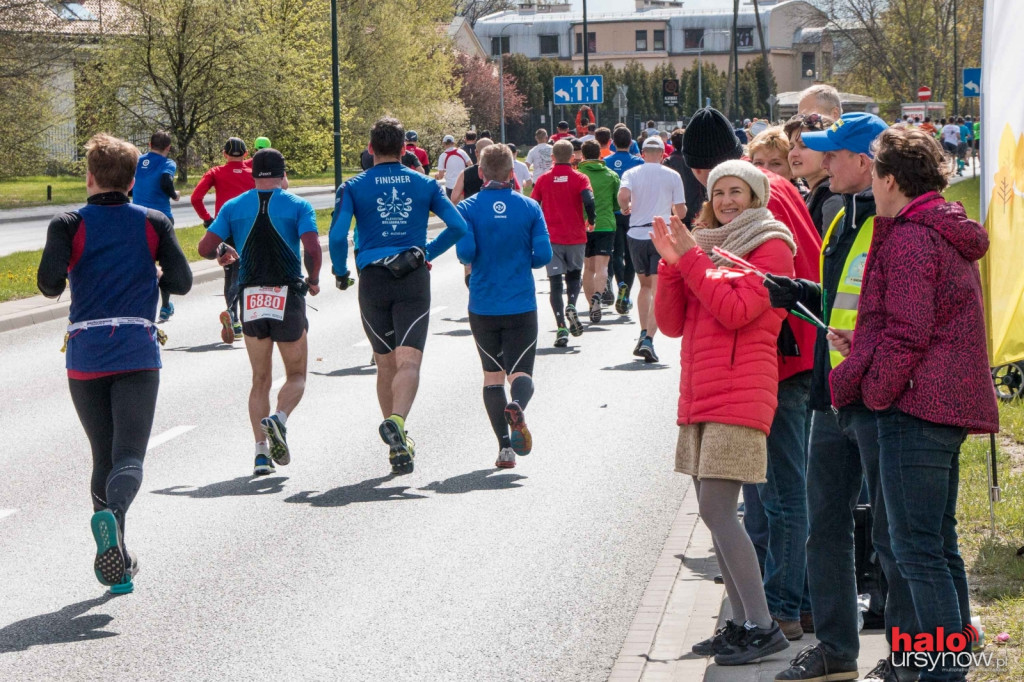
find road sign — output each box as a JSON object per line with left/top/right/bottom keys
{"left": 918, "top": 86, "right": 932, "bottom": 102}
{"left": 553, "top": 75, "right": 604, "bottom": 105}
{"left": 963, "top": 68, "right": 981, "bottom": 98}
{"left": 662, "top": 78, "right": 679, "bottom": 107}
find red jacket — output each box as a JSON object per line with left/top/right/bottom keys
{"left": 190, "top": 160, "right": 255, "bottom": 222}
{"left": 762, "top": 169, "right": 822, "bottom": 381}
{"left": 656, "top": 239, "right": 795, "bottom": 434}
{"left": 829, "top": 194, "right": 999, "bottom": 433}
{"left": 406, "top": 144, "right": 430, "bottom": 170}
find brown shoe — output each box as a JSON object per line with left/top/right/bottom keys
{"left": 773, "top": 617, "right": 804, "bottom": 641}
{"left": 800, "top": 611, "right": 815, "bottom": 634}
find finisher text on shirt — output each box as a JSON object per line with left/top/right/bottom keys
{"left": 375, "top": 175, "right": 412, "bottom": 185}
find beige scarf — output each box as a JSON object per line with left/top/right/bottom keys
{"left": 692, "top": 207, "right": 797, "bottom": 266}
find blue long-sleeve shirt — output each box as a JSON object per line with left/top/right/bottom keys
{"left": 328, "top": 162, "right": 467, "bottom": 274}
{"left": 456, "top": 188, "right": 551, "bottom": 316}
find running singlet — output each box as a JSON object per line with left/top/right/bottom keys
{"left": 329, "top": 161, "right": 467, "bottom": 272}
{"left": 210, "top": 188, "right": 317, "bottom": 287}
{"left": 133, "top": 152, "right": 177, "bottom": 219}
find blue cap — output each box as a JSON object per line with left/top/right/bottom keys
{"left": 801, "top": 112, "right": 889, "bottom": 158}
{"left": 405, "top": 130, "right": 419, "bottom": 142}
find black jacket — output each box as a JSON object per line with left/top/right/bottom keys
{"left": 662, "top": 151, "right": 704, "bottom": 228}
{"left": 804, "top": 178, "right": 844, "bottom": 238}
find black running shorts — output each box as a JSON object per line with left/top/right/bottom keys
{"left": 358, "top": 264, "right": 431, "bottom": 354}
{"left": 241, "top": 285, "right": 308, "bottom": 343}
{"left": 469, "top": 310, "right": 538, "bottom": 376}
{"left": 627, "top": 236, "right": 662, "bottom": 277}
{"left": 585, "top": 231, "right": 615, "bottom": 258}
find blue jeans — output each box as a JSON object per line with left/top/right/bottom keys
{"left": 877, "top": 409, "right": 970, "bottom": 682}
{"left": 742, "top": 483, "right": 768, "bottom": 572}
{"left": 806, "top": 407, "right": 918, "bottom": 665}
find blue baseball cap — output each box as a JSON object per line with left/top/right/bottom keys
{"left": 801, "top": 112, "right": 889, "bottom": 158}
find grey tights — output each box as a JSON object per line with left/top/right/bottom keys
{"left": 694, "top": 477, "right": 772, "bottom": 628}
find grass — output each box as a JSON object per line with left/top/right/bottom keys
{"left": 0, "top": 208, "right": 334, "bottom": 304}
{"left": 958, "top": 397, "right": 1024, "bottom": 680}
{"left": 944, "top": 176, "right": 981, "bottom": 221}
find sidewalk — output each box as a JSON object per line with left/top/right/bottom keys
{"left": 610, "top": 483, "right": 890, "bottom": 682}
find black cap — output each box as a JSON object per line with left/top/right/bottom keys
{"left": 251, "top": 148, "right": 286, "bottom": 178}
{"left": 557, "top": 120, "right": 569, "bottom": 129}
{"left": 682, "top": 107, "right": 743, "bottom": 170}
{"left": 224, "top": 137, "right": 247, "bottom": 157}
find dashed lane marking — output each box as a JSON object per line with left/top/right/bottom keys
{"left": 147, "top": 425, "right": 196, "bottom": 452}
{"left": 0, "top": 509, "right": 17, "bottom": 521}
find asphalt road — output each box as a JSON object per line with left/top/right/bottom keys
{"left": 0, "top": 185, "right": 337, "bottom": 257}
{"left": 0, "top": 248, "right": 689, "bottom": 681}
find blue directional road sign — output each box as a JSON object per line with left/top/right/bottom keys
{"left": 963, "top": 67, "right": 981, "bottom": 98}
{"left": 553, "top": 75, "right": 604, "bottom": 105}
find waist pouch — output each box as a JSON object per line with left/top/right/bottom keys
{"left": 378, "top": 247, "right": 425, "bottom": 279}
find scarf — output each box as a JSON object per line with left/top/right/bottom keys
{"left": 692, "top": 206, "right": 797, "bottom": 266}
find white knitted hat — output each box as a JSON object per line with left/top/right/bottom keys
{"left": 707, "top": 159, "right": 771, "bottom": 206}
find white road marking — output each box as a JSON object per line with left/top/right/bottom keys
{"left": 430, "top": 306, "right": 447, "bottom": 315}
{"left": 271, "top": 376, "right": 287, "bottom": 391}
{"left": 0, "top": 509, "right": 17, "bottom": 521}
{"left": 147, "top": 425, "right": 196, "bottom": 452}
{"left": 354, "top": 339, "right": 370, "bottom": 347}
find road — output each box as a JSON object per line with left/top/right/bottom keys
{"left": 0, "top": 248, "right": 689, "bottom": 681}
{"left": 0, "top": 185, "right": 337, "bottom": 257}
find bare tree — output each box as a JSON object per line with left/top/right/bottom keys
{"left": 456, "top": 0, "right": 515, "bottom": 27}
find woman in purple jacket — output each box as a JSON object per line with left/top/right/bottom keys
{"left": 829, "top": 126, "right": 998, "bottom": 682}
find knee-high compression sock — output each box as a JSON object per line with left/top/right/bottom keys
{"left": 160, "top": 288, "right": 171, "bottom": 309}
{"left": 549, "top": 275, "right": 566, "bottom": 328}
{"left": 566, "top": 270, "right": 582, "bottom": 307}
{"left": 106, "top": 456, "right": 144, "bottom": 537}
{"left": 509, "top": 375, "right": 534, "bottom": 410}
{"left": 483, "top": 385, "right": 511, "bottom": 448}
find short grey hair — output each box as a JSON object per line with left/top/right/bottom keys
{"left": 479, "top": 143, "right": 513, "bottom": 182}
{"left": 799, "top": 84, "right": 842, "bottom": 116}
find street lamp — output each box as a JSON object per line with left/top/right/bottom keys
{"left": 697, "top": 30, "right": 731, "bottom": 110}
{"left": 498, "top": 22, "right": 531, "bottom": 144}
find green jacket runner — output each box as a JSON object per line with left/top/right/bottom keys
{"left": 578, "top": 160, "right": 620, "bottom": 232}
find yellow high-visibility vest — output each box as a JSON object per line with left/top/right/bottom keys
{"left": 819, "top": 207, "right": 875, "bottom": 368}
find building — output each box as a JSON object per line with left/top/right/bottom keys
{"left": 446, "top": 16, "right": 489, "bottom": 61}
{"left": 474, "top": 0, "right": 833, "bottom": 97}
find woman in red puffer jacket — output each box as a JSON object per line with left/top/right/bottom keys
{"left": 829, "top": 126, "right": 998, "bottom": 681}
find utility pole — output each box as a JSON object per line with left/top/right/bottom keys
{"left": 732, "top": 0, "right": 740, "bottom": 120}
{"left": 583, "top": 0, "right": 589, "bottom": 75}
{"left": 330, "top": 0, "right": 342, "bottom": 189}
{"left": 953, "top": 0, "right": 959, "bottom": 116}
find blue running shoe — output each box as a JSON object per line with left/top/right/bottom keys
{"left": 110, "top": 549, "right": 139, "bottom": 594}
{"left": 504, "top": 401, "right": 532, "bottom": 456}
{"left": 253, "top": 454, "right": 275, "bottom": 476}
{"left": 158, "top": 302, "right": 174, "bottom": 323}
{"left": 260, "top": 415, "right": 290, "bottom": 466}
{"left": 91, "top": 510, "right": 125, "bottom": 587}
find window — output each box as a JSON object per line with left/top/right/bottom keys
{"left": 539, "top": 34, "right": 559, "bottom": 55}
{"left": 684, "top": 28, "right": 704, "bottom": 50}
{"left": 736, "top": 28, "right": 754, "bottom": 48}
{"left": 653, "top": 30, "right": 665, "bottom": 51}
{"left": 801, "top": 52, "right": 816, "bottom": 78}
{"left": 491, "top": 36, "right": 510, "bottom": 57}
{"left": 47, "top": 2, "right": 97, "bottom": 20}
{"left": 635, "top": 31, "right": 648, "bottom": 51}
{"left": 575, "top": 31, "right": 597, "bottom": 54}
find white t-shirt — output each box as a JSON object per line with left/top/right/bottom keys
{"left": 513, "top": 159, "right": 531, "bottom": 187}
{"left": 578, "top": 134, "right": 596, "bottom": 143}
{"left": 526, "top": 143, "right": 553, "bottom": 181}
{"left": 941, "top": 124, "right": 961, "bottom": 145}
{"left": 620, "top": 162, "right": 686, "bottom": 239}
{"left": 439, "top": 147, "right": 472, "bottom": 190}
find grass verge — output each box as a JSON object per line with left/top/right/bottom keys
{"left": 0, "top": 208, "right": 333, "bottom": 304}
{"left": 944, "top": 176, "right": 981, "bottom": 221}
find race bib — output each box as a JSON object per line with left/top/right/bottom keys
{"left": 243, "top": 286, "right": 287, "bottom": 322}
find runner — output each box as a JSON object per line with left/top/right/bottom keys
{"left": 456, "top": 143, "right": 552, "bottom": 468}
{"left": 577, "top": 140, "right": 620, "bottom": 324}
{"left": 38, "top": 133, "right": 193, "bottom": 592}
{"left": 132, "top": 131, "right": 180, "bottom": 322}
{"left": 508, "top": 144, "right": 531, "bottom": 191}
{"left": 530, "top": 139, "right": 596, "bottom": 347}
{"left": 451, "top": 138, "right": 494, "bottom": 204}
{"left": 437, "top": 135, "right": 472, "bottom": 199}
{"left": 617, "top": 135, "right": 686, "bottom": 362}
{"left": 525, "top": 129, "right": 553, "bottom": 183}
{"left": 191, "top": 137, "right": 256, "bottom": 344}
{"left": 462, "top": 130, "right": 479, "bottom": 165}
{"left": 328, "top": 117, "right": 468, "bottom": 475}
{"left": 606, "top": 127, "right": 644, "bottom": 315}
{"left": 405, "top": 131, "right": 431, "bottom": 174}
{"left": 550, "top": 121, "right": 573, "bottom": 142}
{"left": 197, "top": 148, "right": 322, "bottom": 477}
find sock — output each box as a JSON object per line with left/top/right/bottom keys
{"left": 549, "top": 275, "right": 565, "bottom": 328}
{"left": 255, "top": 440, "right": 270, "bottom": 456}
{"left": 483, "top": 385, "right": 511, "bottom": 448}
{"left": 566, "top": 270, "right": 582, "bottom": 307}
{"left": 105, "top": 456, "right": 144, "bottom": 527}
{"left": 273, "top": 409, "right": 288, "bottom": 426}
{"left": 388, "top": 413, "right": 406, "bottom": 434}
{"left": 639, "top": 328, "right": 647, "bottom": 340}
{"left": 509, "top": 375, "right": 534, "bottom": 410}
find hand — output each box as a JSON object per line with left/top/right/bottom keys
{"left": 215, "top": 244, "right": 238, "bottom": 266}
{"left": 305, "top": 278, "right": 320, "bottom": 296}
{"left": 203, "top": 218, "right": 213, "bottom": 228}
{"left": 763, "top": 273, "right": 800, "bottom": 310}
{"left": 827, "top": 328, "right": 853, "bottom": 358}
{"left": 586, "top": 221, "right": 595, "bottom": 232}
{"left": 335, "top": 273, "right": 353, "bottom": 291}
{"left": 620, "top": 205, "right": 631, "bottom": 215}
{"left": 650, "top": 215, "right": 695, "bottom": 266}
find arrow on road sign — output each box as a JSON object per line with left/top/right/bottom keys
{"left": 591, "top": 80, "right": 599, "bottom": 99}
{"left": 965, "top": 81, "right": 979, "bottom": 94}
{"left": 556, "top": 89, "right": 570, "bottom": 102}
{"left": 575, "top": 80, "right": 584, "bottom": 101}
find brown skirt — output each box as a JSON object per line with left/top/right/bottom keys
{"left": 674, "top": 422, "right": 767, "bottom": 483}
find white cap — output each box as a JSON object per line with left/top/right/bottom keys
{"left": 642, "top": 136, "right": 665, "bottom": 150}
{"left": 442, "top": 135, "right": 455, "bottom": 143}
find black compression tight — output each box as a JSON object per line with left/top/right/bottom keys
{"left": 549, "top": 275, "right": 566, "bottom": 328}
{"left": 565, "top": 269, "right": 582, "bottom": 307}
{"left": 69, "top": 371, "right": 160, "bottom": 538}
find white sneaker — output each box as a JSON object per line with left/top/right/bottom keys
{"left": 495, "top": 447, "right": 516, "bottom": 469}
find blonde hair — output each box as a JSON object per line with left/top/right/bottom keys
{"left": 479, "top": 143, "right": 514, "bottom": 182}
{"left": 551, "top": 139, "right": 574, "bottom": 163}
{"left": 748, "top": 126, "right": 790, "bottom": 161}
{"left": 697, "top": 178, "right": 765, "bottom": 229}
{"left": 85, "top": 133, "right": 140, "bottom": 191}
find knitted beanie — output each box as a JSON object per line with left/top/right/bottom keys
{"left": 707, "top": 159, "right": 771, "bottom": 206}
{"left": 682, "top": 107, "right": 743, "bottom": 169}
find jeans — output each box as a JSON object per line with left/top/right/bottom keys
{"left": 742, "top": 483, "right": 769, "bottom": 572}
{"left": 806, "top": 406, "right": 917, "bottom": 665}
{"left": 877, "top": 409, "right": 970, "bottom": 682}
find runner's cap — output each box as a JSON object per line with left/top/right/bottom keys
{"left": 801, "top": 112, "right": 889, "bottom": 158}
{"left": 224, "top": 137, "right": 247, "bottom": 157}
{"left": 405, "top": 130, "right": 419, "bottom": 142}
{"left": 254, "top": 136, "right": 272, "bottom": 150}
{"left": 642, "top": 136, "right": 665, "bottom": 150}
{"left": 442, "top": 135, "right": 455, "bottom": 143}
{"left": 251, "top": 148, "right": 286, "bottom": 178}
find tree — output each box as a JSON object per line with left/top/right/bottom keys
{"left": 456, "top": 0, "right": 515, "bottom": 27}
{"left": 455, "top": 52, "right": 525, "bottom": 134}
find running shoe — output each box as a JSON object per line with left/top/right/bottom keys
{"left": 231, "top": 310, "right": 243, "bottom": 340}
{"left": 91, "top": 509, "right": 125, "bottom": 587}
{"left": 110, "top": 548, "right": 139, "bottom": 594}
{"left": 504, "top": 401, "right": 532, "bottom": 456}
{"left": 260, "top": 415, "right": 290, "bottom": 466}
{"left": 219, "top": 310, "right": 234, "bottom": 345}
{"left": 714, "top": 622, "right": 789, "bottom": 666}
{"left": 253, "top": 454, "right": 275, "bottom": 476}
{"left": 638, "top": 337, "right": 659, "bottom": 363}
{"left": 602, "top": 283, "right": 615, "bottom": 306}
{"left": 565, "top": 304, "right": 584, "bottom": 336}
{"left": 495, "top": 447, "right": 516, "bottom": 469}
{"left": 554, "top": 328, "right": 569, "bottom": 347}
{"left": 380, "top": 418, "right": 415, "bottom": 474}
{"left": 615, "top": 283, "right": 630, "bottom": 315}
{"left": 692, "top": 619, "right": 744, "bottom": 656}
{"left": 158, "top": 302, "right": 175, "bottom": 323}
{"left": 633, "top": 334, "right": 647, "bottom": 357}
{"left": 589, "top": 294, "right": 603, "bottom": 324}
